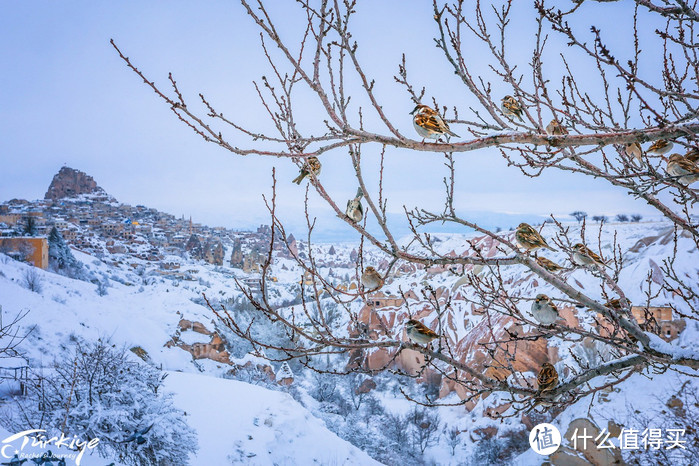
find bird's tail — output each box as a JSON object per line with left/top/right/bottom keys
{"left": 355, "top": 186, "right": 364, "bottom": 199}
{"left": 447, "top": 129, "right": 460, "bottom": 138}
{"left": 292, "top": 173, "right": 304, "bottom": 185}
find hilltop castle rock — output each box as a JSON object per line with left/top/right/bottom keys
{"left": 45, "top": 167, "right": 107, "bottom": 200}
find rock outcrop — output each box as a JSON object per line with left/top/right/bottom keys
{"left": 45, "top": 166, "right": 107, "bottom": 200}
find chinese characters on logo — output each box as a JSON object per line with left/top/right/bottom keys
{"left": 569, "top": 427, "right": 686, "bottom": 450}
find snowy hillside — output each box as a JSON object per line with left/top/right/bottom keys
{"left": 0, "top": 255, "right": 380, "bottom": 465}
{"left": 165, "top": 372, "right": 380, "bottom": 465}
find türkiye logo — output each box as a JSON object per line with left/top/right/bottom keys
{"left": 1, "top": 429, "right": 100, "bottom": 465}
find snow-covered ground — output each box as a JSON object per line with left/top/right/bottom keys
{"left": 165, "top": 371, "right": 380, "bottom": 465}
{"left": 1, "top": 218, "right": 697, "bottom": 465}
{"left": 0, "top": 254, "right": 380, "bottom": 465}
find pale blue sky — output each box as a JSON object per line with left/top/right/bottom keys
{"left": 0, "top": 1, "right": 665, "bottom": 239}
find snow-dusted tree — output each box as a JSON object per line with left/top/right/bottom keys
{"left": 48, "top": 227, "right": 84, "bottom": 279}
{"left": 0, "top": 305, "right": 29, "bottom": 362}
{"left": 21, "top": 268, "right": 43, "bottom": 294}
{"left": 5, "top": 340, "right": 197, "bottom": 465}
{"left": 114, "top": 0, "right": 699, "bottom": 416}
{"left": 569, "top": 211, "right": 587, "bottom": 223}
{"left": 96, "top": 278, "right": 109, "bottom": 296}
{"left": 407, "top": 406, "right": 440, "bottom": 454}
{"left": 22, "top": 216, "right": 37, "bottom": 236}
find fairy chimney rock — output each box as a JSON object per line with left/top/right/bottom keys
{"left": 45, "top": 167, "right": 108, "bottom": 200}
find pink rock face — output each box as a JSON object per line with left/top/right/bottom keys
{"left": 45, "top": 166, "right": 105, "bottom": 200}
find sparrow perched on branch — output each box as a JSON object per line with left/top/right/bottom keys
{"left": 536, "top": 256, "right": 564, "bottom": 273}
{"left": 501, "top": 95, "right": 524, "bottom": 122}
{"left": 545, "top": 119, "right": 567, "bottom": 136}
{"left": 604, "top": 298, "right": 626, "bottom": 313}
{"left": 292, "top": 157, "right": 321, "bottom": 185}
{"left": 666, "top": 153, "right": 699, "bottom": 185}
{"left": 531, "top": 294, "right": 560, "bottom": 325}
{"left": 345, "top": 187, "right": 364, "bottom": 223}
{"left": 361, "top": 266, "right": 384, "bottom": 291}
{"left": 624, "top": 142, "right": 643, "bottom": 164}
{"left": 537, "top": 363, "right": 559, "bottom": 393}
{"left": 515, "top": 223, "right": 556, "bottom": 252}
{"left": 571, "top": 243, "right": 607, "bottom": 268}
{"left": 406, "top": 319, "right": 440, "bottom": 345}
{"left": 685, "top": 147, "right": 699, "bottom": 163}
{"left": 410, "top": 104, "right": 459, "bottom": 141}
{"left": 647, "top": 139, "right": 673, "bottom": 155}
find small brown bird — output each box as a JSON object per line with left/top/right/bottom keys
{"left": 624, "top": 142, "right": 643, "bottom": 164}
{"left": 515, "top": 223, "right": 556, "bottom": 252}
{"left": 647, "top": 140, "right": 673, "bottom": 155}
{"left": 345, "top": 187, "right": 364, "bottom": 222}
{"left": 545, "top": 119, "right": 567, "bottom": 136}
{"left": 685, "top": 147, "right": 699, "bottom": 163}
{"left": 666, "top": 153, "right": 699, "bottom": 185}
{"left": 361, "top": 266, "right": 384, "bottom": 291}
{"left": 406, "top": 319, "right": 440, "bottom": 345}
{"left": 536, "top": 256, "right": 564, "bottom": 273}
{"left": 537, "top": 363, "right": 559, "bottom": 393}
{"left": 605, "top": 298, "right": 623, "bottom": 312}
{"left": 501, "top": 95, "right": 524, "bottom": 122}
{"left": 571, "top": 243, "right": 607, "bottom": 268}
{"left": 292, "top": 157, "right": 322, "bottom": 185}
{"left": 531, "top": 294, "right": 559, "bottom": 325}
{"left": 410, "top": 104, "right": 459, "bottom": 141}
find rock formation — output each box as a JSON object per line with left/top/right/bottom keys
{"left": 45, "top": 166, "right": 107, "bottom": 200}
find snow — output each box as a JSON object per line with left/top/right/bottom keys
{"left": 164, "top": 371, "right": 380, "bottom": 465}
{"left": 1, "top": 217, "right": 697, "bottom": 464}
{"left": 0, "top": 254, "right": 381, "bottom": 464}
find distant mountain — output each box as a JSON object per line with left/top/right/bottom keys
{"left": 305, "top": 210, "right": 549, "bottom": 242}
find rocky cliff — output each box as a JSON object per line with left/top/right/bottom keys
{"left": 45, "top": 166, "right": 107, "bottom": 200}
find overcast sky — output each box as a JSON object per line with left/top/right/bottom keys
{"left": 0, "top": 1, "right": 671, "bottom": 240}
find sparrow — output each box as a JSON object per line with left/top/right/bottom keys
{"left": 531, "top": 294, "right": 559, "bottom": 325}
{"left": 666, "top": 153, "right": 699, "bottom": 185}
{"left": 536, "top": 256, "right": 564, "bottom": 273}
{"left": 292, "top": 157, "right": 321, "bottom": 185}
{"left": 361, "top": 266, "right": 384, "bottom": 291}
{"left": 410, "top": 104, "right": 459, "bottom": 141}
{"left": 501, "top": 95, "right": 524, "bottom": 122}
{"left": 624, "top": 142, "right": 643, "bottom": 164}
{"left": 119, "top": 424, "right": 154, "bottom": 445}
{"left": 515, "top": 223, "right": 556, "bottom": 252}
{"left": 545, "top": 119, "right": 567, "bottom": 136}
{"left": 685, "top": 147, "right": 699, "bottom": 163}
{"left": 647, "top": 139, "right": 673, "bottom": 155}
{"left": 571, "top": 243, "right": 607, "bottom": 268}
{"left": 406, "top": 319, "right": 440, "bottom": 345}
{"left": 345, "top": 187, "right": 364, "bottom": 222}
{"left": 605, "top": 298, "right": 623, "bottom": 312}
{"left": 537, "top": 363, "right": 559, "bottom": 393}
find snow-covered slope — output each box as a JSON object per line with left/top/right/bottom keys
{"left": 165, "top": 372, "right": 380, "bottom": 465}
{"left": 0, "top": 257, "right": 381, "bottom": 465}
